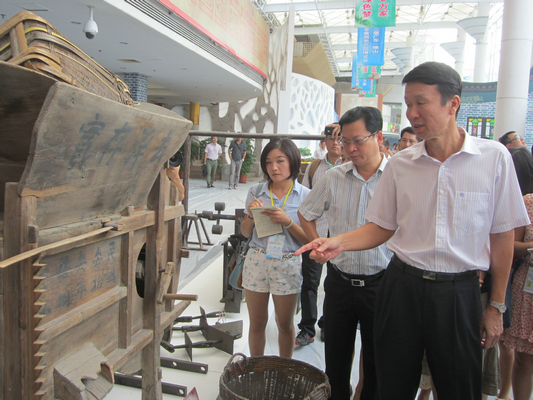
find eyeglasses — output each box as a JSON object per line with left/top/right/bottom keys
{"left": 509, "top": 136, "right": 521, "bottom": 143}
{"left": 326, "top": 136, "right": 341, "bottom": 143}
{"left": 340, "top": 131, "right": 378, "bottom": 147}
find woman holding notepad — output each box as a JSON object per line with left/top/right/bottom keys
{"left": 240, "top": 138, "right": 310, "bottom": 358}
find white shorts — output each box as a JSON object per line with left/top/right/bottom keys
{"left": 242, "top": 247, "right": 302, "bottom": 295}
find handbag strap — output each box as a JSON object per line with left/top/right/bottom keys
{"left": 241, "top": 182, "right": 265, "bottom": 253}
{"left": 254, "top": 182, "right": 264, "bottom": 198}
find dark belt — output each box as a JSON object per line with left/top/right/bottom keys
{"left": 391, "top": 255, "right": 478, "bottom": 282}
{"left": 328, "top": 262, "right": 385, "bottom": 287}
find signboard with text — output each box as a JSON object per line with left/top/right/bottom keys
{"left": 357, "top": 27, "right": 385, "bottom": 66}
{"left": 361, "top": 79, "right": 376, "bottom": 97}
{"left": 355, "top": 0, "right": 396, "bottom": 27}
{"left": 357, "top": 64, "right": 382, "bottom": 79}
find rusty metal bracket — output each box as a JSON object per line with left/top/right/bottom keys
{"left": 160, "top": 357, "right": 208, "bottom": 374}
{"left": 113, "top": 373, "right": 187, "bottom": 397}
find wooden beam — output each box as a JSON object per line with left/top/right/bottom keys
{"left": 2, "top": 184, "right": 37, "bottom": 399}
{"left": 0, "top": 227, "right": 114, "bottom": 269}
{"left": 118, "top": 232, "right": 134, "bottom": 349}
{"left": 142, "top": 170, "right": 165, "bottom": 399}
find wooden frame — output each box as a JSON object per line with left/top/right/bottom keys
{"left": 0, "top": 62, "right": 193, "bottom": 399}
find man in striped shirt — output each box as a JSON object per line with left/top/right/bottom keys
{"left": 295, "top": 125, "right": 343, "bottom": 347}
{"left": 297, "top": 62, "right": 530, "bottom": 400}
{"left": 298, "top": 107, "right": 391, "bottom": 400}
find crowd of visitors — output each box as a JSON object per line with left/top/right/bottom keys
{"left": 188, "top": 61, "right": 533, "bottom": 400}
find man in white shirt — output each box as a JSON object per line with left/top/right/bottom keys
{"left": 298, "top": 107, "right": 391, "bottom": 400}
{"left": 379, "top": 138, "right": 393, "bottom": 158}
{"left": 203, "top": 136, "right": 222, "bottom": 188}
{"left": 296, "top": 62, "right": 530, "bottom": 400}
{"left": 295, "top": 125, "right": 342, "bottom": 347}
{"left": 313, "top": 139, "right": 327, "bottom": 159}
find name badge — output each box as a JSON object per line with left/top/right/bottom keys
{"left": 266, "top": 235, "right": 285, "bottom": 259}
{"left": 523, "top": 266, "right": 533, "bottom": 295}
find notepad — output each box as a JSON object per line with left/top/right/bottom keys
{"left": 250, "top": 207, "right": 283, "bottom": 238}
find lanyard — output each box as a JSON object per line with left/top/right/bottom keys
{"left": 325, "top": 157, "right": 333, "bottom": 169}
{"left": 270, "top": 181, "right": 294, "bottom": 209}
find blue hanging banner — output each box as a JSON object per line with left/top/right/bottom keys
{"left": 357, "top": 27, "right": 385, "bottom": 66}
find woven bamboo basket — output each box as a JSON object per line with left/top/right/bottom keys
{"left": 0, "top": 11, "right": 133, "bottom": 106}
{"left": 220, "top": 353, "right": 330, "bottom": 400}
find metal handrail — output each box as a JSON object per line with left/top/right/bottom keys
{"left": 182, "top": 131, "right": 326, "bottom": 213}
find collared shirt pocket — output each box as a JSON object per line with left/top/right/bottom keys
{"left": 453, "top": 192, "right": 490, "bottom": 233}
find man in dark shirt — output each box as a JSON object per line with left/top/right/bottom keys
{"left": 228, "top": 137, "right": 247, "bottom": 189}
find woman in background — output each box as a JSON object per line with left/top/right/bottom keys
{"left": 501, "top": 147, "right": 533, "bottom": 400}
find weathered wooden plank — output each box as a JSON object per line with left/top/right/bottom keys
{"left": 0, "top": 62, "right": 56, "bottom": 210}
{"left": 162, "top": 294, "right": 198, "bottom": 301}
{"left": 36, "top": 286, "right": 126, "bottom": 343}
{"left": 17, "top": 83, "right": 191, "bottom": 229}
{"left": 118, "top": 231, "right": 134, "bottom": 349}
{"left": 165, "top": 183, "right": 180, "bottom": 313}
{"left": 2, "top": 187, "right": 21, "bottom": 398}
{"left": 142, "top": 171, "right": 166, "bottom": 399}
{"left": 156, "top": 262, "right": 174, "bottom": 304}
{"left": 35, "top": 205, "right": 183, "bottom": 251}
{"left": 168, "top": 219, "right": 183, "bottom": 313}
{"left": 53, "top": 344, "right": 112, "bottom": 400}
{"left": 34, "top": 303, "right": 120, "bottom": 399}
{"left": 38, "top": 219, "right": 105, "bottom": 245}
{"left": 0, "top": 227, "right": 113, "bottom": 269}
{"left": 35, "top": 238, "right": 121, "bottom": 326}
{"left": 3, "top": 184, "right": 25, "bottom": 398}
{"left": 106, "top": 328, "right": 153, "bottom": 372}
{"left": 19, "top": 195, "right": 37, "bottom": 400}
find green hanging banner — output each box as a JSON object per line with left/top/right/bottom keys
{"left": 357, "top": 65, "right": 382, "bottom": 79}
{"left": 355, "top": 0, "right": 396, "bottom": 28}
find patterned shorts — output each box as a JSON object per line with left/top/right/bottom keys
{"left": 242, "top": 247, "right": 302, "bottom": 295}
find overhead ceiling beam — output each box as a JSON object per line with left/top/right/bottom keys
{"left": 263, "top": 0, "right": 501, "bottom": 13}
{"left": 295, "top": 21, "right": 459, "bottom": 35}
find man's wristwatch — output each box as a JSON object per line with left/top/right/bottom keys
{"left": 489, "top": 300, "right": 507, "bottom": 314}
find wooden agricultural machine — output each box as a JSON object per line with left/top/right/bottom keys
{"left": 0, "top": 61, "right": 194, "bottom": 399}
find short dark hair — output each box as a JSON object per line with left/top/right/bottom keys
{"left": 499, "top": 131, "right": 517, "bottom": 145}
{"left": 402, "top": 62, "right": 462, "bottom": 115}
{"left": 510, "top": 147, "right": 533, "bottom": 195}
{"left": 382, "top": 138, "right": 390, "bottom": 147}
{"left": 400, "top": 127, "right": 415, "bottom": 138}
{"left": 339, "top": 107, "right": 382, "bottom": 134}
{"left": 260, "top": 138, "right": 301, "bottom": 182}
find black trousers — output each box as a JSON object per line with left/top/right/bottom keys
{"left": 298, "top": 250, "right": 324, "bottom": 336}
{"left": 324, "top": 263, "right": 383, "bottom": 400}
{"left": 374, "top": 257, "right": 483, "bottom": 400}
